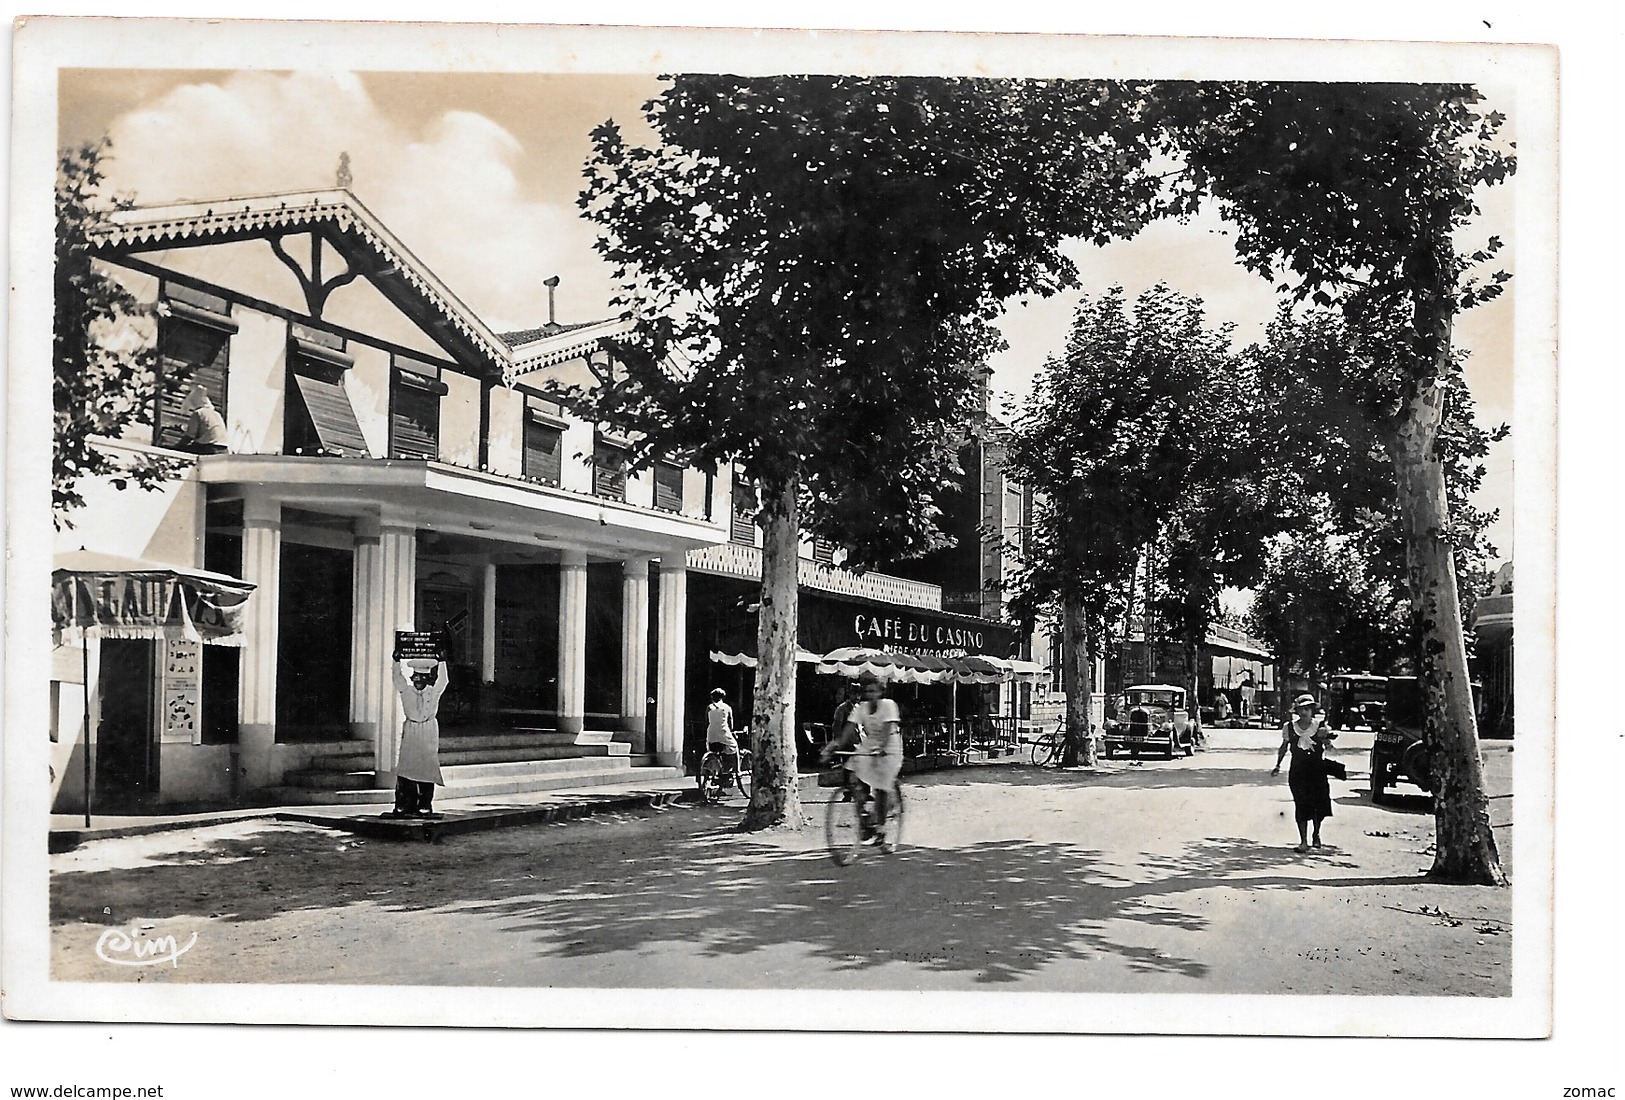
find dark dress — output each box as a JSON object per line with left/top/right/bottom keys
{"left": 1285, "top": 723, "right": 1334, "bottom": 823}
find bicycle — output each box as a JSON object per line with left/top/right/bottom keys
{"left": 696, "top": 743, "right": 754, "bottom": 804}
{"left": 1028, "top": 719, "right": 1066, "bottom": 767}
{"left": 823, "top": 750, "right": 905, "bottom": 866}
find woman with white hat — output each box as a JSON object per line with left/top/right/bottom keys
{"left": 1271, "top": 693, "right": 1337, "bottom": 852}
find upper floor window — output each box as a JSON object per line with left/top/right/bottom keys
{"left": 812, "top": 538, "right": 835, "bottom": 564}
{"left": 522, "top": 400, "right": 566, "bottom": 484}
{"left": 285, "top": 324, "right": 368, "bottom": 457}
{"left": 154, "top": 284, "right": 236, "bottom": 451}
{"left": 653, "top": 462, "right": 684, "bottom": 512}
{"left": 730, "top": 475, "right": 757, "bottom": 546}
{"left": 593, "top": 435, "right": 628, "bottom": 501}
{"left": 391, "top": 354, "right": 447, "bottom": 460}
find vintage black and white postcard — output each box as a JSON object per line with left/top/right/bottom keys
{"left": 3, "top": 8, "right": 1572, "bottom": 1074}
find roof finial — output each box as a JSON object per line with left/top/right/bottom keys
{"left": 543, "top": 275, "right": 560, "bottom": 327}
{"left": 336, "top": 152, "right": 352, "bottom": 190}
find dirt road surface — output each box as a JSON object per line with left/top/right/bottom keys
{"left": 50, "top": 737, "right": 1513, "bottom": 996}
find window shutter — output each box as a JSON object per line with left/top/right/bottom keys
{"left": 593, "top": 443, "right": 627, "bottom": 501}
{"left": 289, "top": 364, "right": 370, "bottom": 457}
{"left": 813, "top": 539, "right": 834, "bottom": 564}
{"left": 391, "top": 379, "right": 441, "bottom": 460}
{"left": 155, "top": 319, "right": 231, "bottom": 450}
{"left": 730, "top": 477, "right": 757, "bottom": 545}
{"left": 523, "top": 417, "right": 563, "bottom": 483}
{"left": 653, "top": 463, "right": 684, "bottom": 512}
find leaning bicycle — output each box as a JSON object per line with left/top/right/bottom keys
{"left": 823, "top": 749, "right": 905, "bottom": 866}
{"left": 1028, "top": 719, "right": 1065, "bottom": 767}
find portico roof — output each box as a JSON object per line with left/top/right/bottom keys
{"left": 195, "top": 454, "right": 727, "bottom": 559}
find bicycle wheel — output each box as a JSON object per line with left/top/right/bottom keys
{"left": 697, "top": 753, "right": 721, "bottom": 804}
{"left": 737, "top": 749, "right": 754, "bottom": 800}
{"left": 825, "top": 787, "right": 863, "bottom": 866}
{"left": 1033, "top": 735, "right": 1060, "bottom": 768}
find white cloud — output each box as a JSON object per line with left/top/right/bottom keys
{"left": 103, "top": 71, "right": 613, "bottom": 334}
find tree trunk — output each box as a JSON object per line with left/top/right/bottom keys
{"left": 741, "top": 474, "right": 807, "bottom": 831}
{"left": 1060, "top": 593, "right": 1097, "bottom": 767}
{"left": 1388, "top": 378, "right": 1506, "bottom": 886}
{"left": 1181, "top": 638, "right": 1200, "bottom": 746}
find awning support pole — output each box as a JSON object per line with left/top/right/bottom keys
{"left": 82, "top": 638, "right": 92, "bottom": 828}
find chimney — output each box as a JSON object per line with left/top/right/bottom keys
{"left": 543, "top": 275, "right": 561, "bottom": 327}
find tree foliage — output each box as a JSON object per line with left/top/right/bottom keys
{"left": 1245, "top": 530, "right": 1410, "bottom": 686}
{"left": 573, "top": 76, "right": 1164, "bottom": 565}
{"left": 1150, "top": 81, "right": 1514, "bottom": 884}
{"left": 54, "top": 139, "right": 180, "bottom": 527}
{"left": 1005, "top": 284, "right": 1255, "bottom": 759}
{"left": 1248, "top": 304, "right": 1505, "bottom": 645}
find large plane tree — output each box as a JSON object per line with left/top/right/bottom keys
{"left": 575, "top": 76, "right": 1161, "bottom": 828}
{"left": 1152, "top": 82, "right": 1515, "bottom": 884}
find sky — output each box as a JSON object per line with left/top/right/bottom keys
{"left": 59, "top": 66, "right": 1516, "bottom": 563}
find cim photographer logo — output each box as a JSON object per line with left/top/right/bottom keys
{"left": 95, "top": 922, "right": 197, "bottom": 968}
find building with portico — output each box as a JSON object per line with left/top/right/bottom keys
{"left": 50, "top": 189, "right": 724, "bottom": 811}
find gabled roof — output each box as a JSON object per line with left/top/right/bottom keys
{"left": 92, "top": 189, "right": 564, "bottom": 385}
{"left": 506, "top": 316, "right": 638, "bottom": 378}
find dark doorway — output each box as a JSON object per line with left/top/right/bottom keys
{"left": 275, "top": 542, "right": 354, "bottom": 741}
{"left": 96, "top": 639, "right": 156, "bottom": 808}
{"left": 584, "top": 563, "right": 625, "bottom": 717}
{"left": 202, "top": 529, "right": 242, "bottom": 744}
{"left": 494, "top": 563, "right": 560, "bottom": 713}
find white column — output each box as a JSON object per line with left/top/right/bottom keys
{"left": 620, "top": 557, "right": 652, "bottom": 751}
{"left": 237, "top": 494, "right": 282, "bottom": 790}
{"left": 372, "top": 518, "right": 418, "bottom": 780}
{"left": 480, "top": 560, "right": 498, "bottom": 684}
{"left": 349, "top": 526, "right": 383, "bottom": 743}
{"left": 557, "top": 550, "right": 588, "bottom": 736}
{"left": 654, "top": 557, "right": 688, "bottom": 768}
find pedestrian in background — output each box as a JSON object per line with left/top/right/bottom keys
{"left": 177, "top": 385, "right": 229, "bottom": 454}
{"left": 1238, "top": 670, "right": 1256, "bottom": 719}
{"left": 1271, "top": 693, "right": 1338, "bottom": 852}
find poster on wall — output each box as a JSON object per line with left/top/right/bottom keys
{"left": 159, "top": 638, "right": 201, "bottom": 744}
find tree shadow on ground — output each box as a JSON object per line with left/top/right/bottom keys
{"left": 931, "top": 764, "right": 1280, "bottom": 792}
{"left": 51, "top": 803, "right": 1430, "bottom": 988}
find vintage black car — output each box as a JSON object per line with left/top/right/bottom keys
{"left": 1368, "top": 675, "right": 1482, "bottom": 803}
{"left": 1103, "top": 684, "right": 1197, "bottom": 759}
{"left": 1326, "top": 673, "right": 1388, "bottom": 732}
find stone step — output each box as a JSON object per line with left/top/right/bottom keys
{"left": 284, "top": 742, "right": 631, "bottom": 787}
{"left": 436, "top": 729, "right": 625, "bottom": 750}
{"left": 440, "top": 755, "right": 642, "bottom": 782}
{"left": 264, "top": 763, "right": 682, "bottom": 805}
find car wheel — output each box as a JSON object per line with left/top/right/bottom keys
{"left": 1166, "top": 733, "right": 1178, "bottom": 760}
{"left": 1183, "top": 734, "right": 1195, "bottom": 758}
{"left": 1370, "top": 764, "right": 1387, "bottom": 804}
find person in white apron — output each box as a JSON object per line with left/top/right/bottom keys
{"left": 391, "top": 659, "right": 447, "bottom": 817}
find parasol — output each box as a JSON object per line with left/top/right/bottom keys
{"left": 816, "top": 647, "right": 950, "bottom": 684}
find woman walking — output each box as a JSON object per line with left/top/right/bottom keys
{"left": 1271, "top": 693, "right": 1337, "bottom": 851}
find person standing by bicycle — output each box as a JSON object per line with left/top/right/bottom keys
{"left": 705, "top": 688, "right": 747, "bottom": 792}
{"left": 820, "top": 673, "right": 902, "bottom": 850}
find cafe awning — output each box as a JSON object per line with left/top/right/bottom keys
{"left": 51, "top": 550, "right": 257, "bottom": 647}
{"left": 708, "top": 648, "right": 823, "bottom": 668}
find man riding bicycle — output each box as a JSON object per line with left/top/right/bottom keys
{"left": 705, "top": 688, "right": 747, "bottom": 792}
{"left": 819, "top": 673, "right": 902, "bottom": 851}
